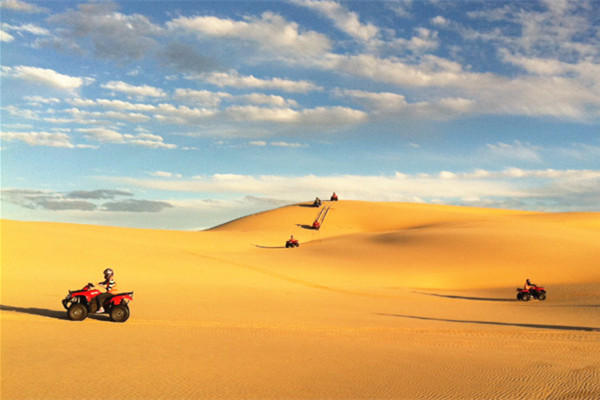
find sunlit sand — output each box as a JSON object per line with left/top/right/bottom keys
{"left": 2, "top": 201, "right": 599, "bottom": 399}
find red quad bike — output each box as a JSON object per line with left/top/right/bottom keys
{"left": 286, "top": 238, "right": 300, "bottom": 248}
{"left": 516, "top": 284, "right": 546, "bottom": 301}
{"left": 62, "top": 283, "right": 134, "bottom": 322}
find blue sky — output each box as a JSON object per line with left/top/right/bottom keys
{"left": 1, "top": 0, "right": 599, "bottom": 230}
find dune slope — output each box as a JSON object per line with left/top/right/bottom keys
{"left": 2, "top": 201, "right": 600, "bottom": 400}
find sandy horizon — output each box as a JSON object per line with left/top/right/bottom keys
{"left": 2, "top": 200, "right": 600, "bottom": 399}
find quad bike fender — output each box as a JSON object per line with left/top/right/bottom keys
{"left": 109, "top": 292, "right": 134, "bottom": 306}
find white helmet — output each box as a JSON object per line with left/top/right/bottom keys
{"left": 103, "top": 268, "right": 114, "bottom": 278}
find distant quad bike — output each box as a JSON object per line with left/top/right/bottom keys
{"left": 516, "top": 284, "right": 546, "bottom": 301}
{"left": 286, "top": 238, "right": 300, "bottom": 248}
{"left": 62, "top": 283, "right": 134, "bottom": 322}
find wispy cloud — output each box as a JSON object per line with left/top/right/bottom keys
{"left": 1, "top": 0, "right": 48, "bottom": 14}
{"left": 485, "top": 141, "right": 543, "bottom": 163}
{"left": 196, "top": 71, "right": 323, "bottom": 93}
{"left": 96, "top": 168, "right": 600, "bottom": 212}
{"left": 1, "top": 188, "right": 172, "bottom": 213}
{"left": 101, "top": 81, "right": 167, "bottom": 99}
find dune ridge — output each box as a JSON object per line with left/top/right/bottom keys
{"left": 2, "top": 201, "right": 600, "bottom": 399}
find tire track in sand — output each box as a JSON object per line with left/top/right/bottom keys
{"left": 188, "top": 252, "right": 404, "bottom": 299}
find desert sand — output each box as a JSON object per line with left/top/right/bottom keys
{"left": 2, "top": 200, "right": 599, "bottom": 400}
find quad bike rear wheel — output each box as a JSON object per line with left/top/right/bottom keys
{"left": 110, "top": 305, "right": 130, "bottom": 323}
{"left": 517, "top": 292, "right": 531, "bottom": 301}
{"left": 68, "top": 303, "right": 88, "bottom": 321}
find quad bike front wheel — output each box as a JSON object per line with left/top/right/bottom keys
{"left": 110, "top": 305, "right": 130, "bottom": 323}
{"left": 537, "top": 291, "right": 546, "bottom": 301}
{"left": 68, "top": 304, "right": 88, "bottom": 321}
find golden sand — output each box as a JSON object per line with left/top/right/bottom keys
{"left": 2, "top": 201, "right": 599, "bottom": 399}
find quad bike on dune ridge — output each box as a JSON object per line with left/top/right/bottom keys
{"left": 516, "top": 284, "right": 546, "bottom": 301}
{"left": 62, "top": 283, "right": 134, "bottom": 322}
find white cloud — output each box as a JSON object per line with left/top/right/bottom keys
{"left": 24, "top": 96, "right": 61, "bottom": 106}
{"left": 1, "top": 29, "right": 14, "bottom": 42}
{"left": 293, "top": 0, "right": 379, "bottom": 42}
{"left": 2, "top": 22, "right": 50, "bottom": 36}
{"left": 1, "top": 130, "right": 77, "bottom": 148}
{"left": 249, "top": 141, "right": 267, "bottom": 147}
{"left": 174, "top": 89, "right": 230, "bottom": 107}
{"left": 239, "top": 93, "right": 298, "bottom": 108}
{"left": 224, "top": 105, "right": 368, "bottom": 126}
{"left": 101, "top": 81, "right": 167, "bottom": 98}
{"left": 1, "top": 0, "right": 47, "bottom": 13}
{"left": 168, "top": 12, "right": 332, "bottom": 57}
{"left": 77, "top": 128, "right": 176, "bottom": 149}
{"left": 150, "top": 171, "right": 183, "bottom": 178}
{"left": 270, "top": 141, "right": 307, "bottom": 148}
{"left": 197, "top": 71, "right": 322, "bottom": 93}
{"left": 153, "top": 103, "right": 216, "bottom": 125}
{"left": 388, "top": 0, "right": 413, "bottom": 18}
{"left": 431, "top": 16, "right": 448, "bottom": 26}
{"left": 95, "top": 99, "right": 156, "bottom": 112}
{"left": 2, "top": 65, "right": 93, "bottom": 91}
{"left": 4, "top": 105, "right": 40, "bottom": 120}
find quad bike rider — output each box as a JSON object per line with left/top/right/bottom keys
{"left": 286, "top": 235, "right": 300, "bottom": 248}
{"left": 330, "top": 192, "right": 338, "bottom": 201}
{"left": 516, "top": 279, "right": 546, "bottom": 301}
{"left": 312, "top": 219, "right": 321, "bottom": 230}
{"left": 62, "top": 268, "right": 133, "bottom": 322}
{"left": 313, "top": 197, "right": 322, "bottom": 207}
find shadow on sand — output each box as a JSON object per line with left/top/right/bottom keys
{"left": 415, "top": 292, "right": 514, "bottom": 302}
{"left": 296, "top": 223, "right": 316, "bottom": 230}
{"left": 0, "top": 304, "right": 107, "bottom": 321}
{"left": 376, "top": 313, "right": 600, "bottom": 332}
{"left": 1, "top": 304, "right": 67, "bottom": 320}
{"left": 254, "top": 244, "right": 286, "bottom": 249}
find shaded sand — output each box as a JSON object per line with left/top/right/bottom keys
{"left": 2, "top": 201, "right": 600, "bottom": 399}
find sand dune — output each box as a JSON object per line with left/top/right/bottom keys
{"left": 2, "top": 201, "right": 599, "bottom": 399}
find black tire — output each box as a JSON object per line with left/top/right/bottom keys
{"left": 520, "top": 292, "right": 531, "bottom": 301}
{"left": 88, "top": 300, "right": 99, "bottom": 314}
{"left": 68, "top": 303, "right": 88, "bottom": 321}
{"left": 110, "top": 305, "right": 130, "bottom": 323}
{"left": 537, "top": 291, "right": 546, "bottom": 301}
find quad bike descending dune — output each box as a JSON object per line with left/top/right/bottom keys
{"left": 286, "top": 237, "right": 300, "bottom": 248}
{"left": 311, "top": 205, "right": 330, "bottom": 230}
{"left": 62, "top": 283, "right": 134, "bottom": 322}
{"left": 516, "top": 284, "right": 546, "bottom": 301}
